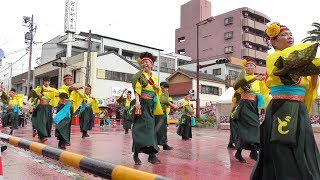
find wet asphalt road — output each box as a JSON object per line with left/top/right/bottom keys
{"left": 1, "top": 123, "right": 320, "bottom": 180}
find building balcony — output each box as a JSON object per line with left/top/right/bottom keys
{"left": 242, "top": 33, "right": 255, "bottom": 43}
{"left": 242, "top": 18, "right": 267, "bottom": 32}
{"left": 242, "top": 33, "right": 269, "bottom": 48}
{"left": 242, "top": 48, "right": 267, "bottom": 60}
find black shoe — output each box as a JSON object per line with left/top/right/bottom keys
{"left": 227, "top": 143, "right": 235, "bottom": 149}
{"left": 148, "top": 153, "right": 161, "bottom": 164}
{"left": 1, "top": 146, "right": 7, "bottom": 152}
{"left": 82, "top": 133, "right": 89, "bottom": 139}
{"left": 163, "top": 145, "right": 173, "bottom": 150}
{"left": 125, "top": 129, "right": 129, "bottom": 134}
{"left": 9, "top": 129, "right": 13, "bottom": 135}
{"left": 133, "top": 153, "right": 142, "bottom": 165}
{"left": 235, "top": 151, "right": 246, "bottom": 163}
{"left": 250, "top": 150, "right": 258, "bottom": 161}
{"left": 58, "top": 141, "right": 66, "bottom": 150}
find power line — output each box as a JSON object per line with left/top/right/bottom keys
{"left": 0, "top": 52, "right": 28, "bottom": 74}
{"left": 4, "top": 48, "right": 27, "bottom": 57}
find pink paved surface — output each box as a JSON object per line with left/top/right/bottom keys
{"left": 1, "top": 123, "right": 320, "bottom": 180}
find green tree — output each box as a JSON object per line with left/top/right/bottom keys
{"left": 302, "top": 22, "right": 320, "bottom": 43}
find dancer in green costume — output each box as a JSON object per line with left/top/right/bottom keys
{"left": 29, "top": 76, "right": 59, "bottom": 143}
{"left": 131, "top": 52, "right": 163, "bottom": 165}
{"left": 251, "top": 22, "right": 320, "bottom": 180}
{"left": 232, "top": 59, "right": 269, "bottom": 162}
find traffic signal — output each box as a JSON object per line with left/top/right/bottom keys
{"left": 216, "top": 58, "right": 230, "bottom": 64}
{"left": 52, "top": 62, "right": 67, "bottom": 68}
{"left": 189, "top": 89, "right": 196, "bottom": 101}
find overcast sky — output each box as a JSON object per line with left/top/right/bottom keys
{"left": 0, "top": 0, "right": 319, "bottom": 78}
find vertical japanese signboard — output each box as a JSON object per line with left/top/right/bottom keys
{"left": 64, "top": 0, "right": 77, "bottom": 33}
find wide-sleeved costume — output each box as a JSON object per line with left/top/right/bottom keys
{"left": 155, "top": 91, "right": 172, "bottom": 146}
{"left": 117, "top": 94, "right": 132, "bottom": 131}
{"left": 1, "top": 92, "right": 23, "bottom": 129}
{"left": 177, "top": 99, "right": 194, "bottom": 140}
{"left": 131, "top": 71, "right": 162, "bottom": 154}
{"left": 29, "top": 85, "right": 59, "bottom": 140}
{"left": 54, "top": 85, "right": 83, "bottom": 146}
{"left": 232, "top": 69, "right": 270, "bottom": 151}
{"left": 79, "top": 93, "right": 99, "bottom": 136}
{"left": 251, "top": 43, "right": 320, "bottom": 180}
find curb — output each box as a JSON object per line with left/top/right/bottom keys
{"left": 0, "top": 133, "right": 171, "bottom": 180}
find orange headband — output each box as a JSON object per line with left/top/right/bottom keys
{"left": 246, "top": 61, "right": 256, "bottom": 67}
{"left": 141, "top": 57, "right": 154, "bottom": 64}
{"left": 64, "top": 76, "right": 72, "bottom": 80}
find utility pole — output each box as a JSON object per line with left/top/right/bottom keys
{"left": 85, "top": 30, "right": 92, "bottom": 85}
{"left": 9, "top": 63, "right": 13, "bottom": 90}
{"left": 23, "top": 14, "right": 35, "bottom": 95}
{"left": 195, "top": 17, "right": 214, "bottom": 118}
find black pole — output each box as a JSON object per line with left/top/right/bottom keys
{"left": 85, "top": 30, "right": 92, "bottom": 85}
{"left": 196, "top": 24, "right": 200, "bottom": 118}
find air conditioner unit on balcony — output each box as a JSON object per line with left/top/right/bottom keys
{"left": 245, "top": 42, "right": 252, "bottom": 48}
{"left": 258, "top": 47, "right": 263, "bottom": 51}
{"left": 244, "top": 12, "right": 249, "bottom": 17}
{"left": 244, "top": 27, "right": 249, "bottom": 32}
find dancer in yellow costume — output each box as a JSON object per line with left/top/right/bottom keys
{"left": 155, "top": 81, "right": 178, "bottom": 150}
{"left": 79, "top": 85, "right": 99, "bottom": 138}
{"left": 177, "top": 93, "right": 195, "bottom": 140}
{"left": 0, "top": 87, "right": 23, "bottom": 135}
{"left": 29, "top": 76, "right": 59, "bottom": 142}
{"left": 54, "top": 74, "right": 83, "bottom": 149}
{"left": 232, "top": 59, "right": 269, "bottom": 162}
{"left": 117, "top": 89, "right": 133, "bottom": 134}
{"left": 251, "top": 22, "right": 320, "bottom": 180}
{"left": 131, "top": 52, "right": 163, "bottom": 165}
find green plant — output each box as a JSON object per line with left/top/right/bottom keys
{"left": 194, "top": 117, "right": 216, "bottom": 128}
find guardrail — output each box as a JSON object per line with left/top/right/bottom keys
{"left": 0, "top": 133, "right": 171, "bottom": 180}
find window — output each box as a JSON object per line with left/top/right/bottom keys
{"left": 203, "top": 34, "right": 212, "bottom": 38}
{"left": 72, "top": 69, "right": 81, "bottom": 83}
{"left": 224, "top": 17, "right": 233, "bottom": 26}
{"left": 105, "top": 70, "right": 113, "bottom": 80}
{"left": 201, "top": 85, "right": 220, "bottom": 95}
{"left": 104, "top": 70, "right": 134, "bottom": 82}
{"left": 228, "top": 70, "right": 240, "bottom": 80}
{"left": 159, "top": 56, "right": 175, "bottom": 73}
{"left": 126, "top": 74, "right": 133, "bottom": 83}
{"left": 113, "top": 72, "right": 126, "bottom": 81}
{"left": 224, "top": 46, "right": 233, "bottom": 54}
{"left": 97, "top": 69, "right": 106, "bottom": 79}
{"left": 178, "top": 49, "right": 185, "bottom": 55}
{"left": 224, "top": 31, "right": 233, "bottom": 40}
{"left": 212, "top": 68, "right": 221, "bottom": 75}
{"left": 178, "top": 36, "right": 185, "bottom": 42}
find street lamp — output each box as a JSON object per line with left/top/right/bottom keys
{"left": 196, "top": 17, "right": 214, "bottom": 118}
